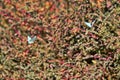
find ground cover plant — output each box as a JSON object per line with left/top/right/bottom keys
{"left": 0, "top": 0, "right": 120, "bottom": 80}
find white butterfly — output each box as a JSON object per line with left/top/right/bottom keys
{"left": 85, "top": 20, "right": 96, "bottom": 28}
{"left": 27, "top": 36, "right": 36, "bottom": 44}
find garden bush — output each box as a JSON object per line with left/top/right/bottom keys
{"left": 0, "top": 0, "right": 120, "bottom": 79}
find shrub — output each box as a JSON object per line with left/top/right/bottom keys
{"left": 0, "top": 0, "right": 120, "bottom": 79}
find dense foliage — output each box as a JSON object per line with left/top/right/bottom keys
{"left": 0, "top": 0, "right": 120, "bottom": 79}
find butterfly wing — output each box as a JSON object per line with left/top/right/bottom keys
{"left": 85, "top": 22, "right": 92, "bottom": 27}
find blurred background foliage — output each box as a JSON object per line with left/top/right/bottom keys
{"left": 0, "top": 0, "right": 120, "bottom": 79}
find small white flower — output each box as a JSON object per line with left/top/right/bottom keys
{"left": 27, "top": 36, "right": 36, "bottom": 44}
{"left": 85, "top": 20, "right": 96, "bottom": 28}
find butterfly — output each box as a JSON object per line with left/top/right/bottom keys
{"left": 27, "top": 36, "right": 36, "bottom": 44}
{"left": 85, "top": 20, "right": 96, "bottom": 28}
